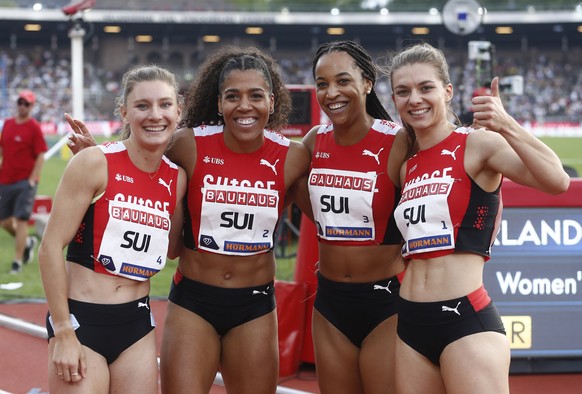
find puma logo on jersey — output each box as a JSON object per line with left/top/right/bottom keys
{"left": 260, "top": 159, "right": 279, "bottom": 175}
{"left": 442, "top": 301, "right": 461, "bottom": 315}
{"left": 362, "top": 148, "right": 384, "bottom": 165}
{"left": 373, "top": 281, "right": 392, "bottom": 293}
{"left": 158, "top": 178, "right": 172, "bottom": 196}
{"left": 441, "top": 145, "right": 460, "bottom": 161}
{"left": 253, "top": 286, "right": 270, "bottom": 296}
{"left": 138, "top": 301, "right": 149, "bottom": 309}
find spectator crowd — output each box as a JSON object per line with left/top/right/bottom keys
{"left": 1, "top": 46, "right": 581, "bottom": 126}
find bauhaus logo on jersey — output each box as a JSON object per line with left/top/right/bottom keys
{"left": 205, "top": 189, "right": 277, "bottom": 207}
{"left": 111, "top": 205, "right": 170, "bottom": 230}
{"left": 400, "top": 182, "right": 451, "bottom": 204}
{"left": 309, "top": 173, "right": 373, "bottom": 191}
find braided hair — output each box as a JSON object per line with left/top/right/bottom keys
{"left": 312, "top": 40, "right": 392, "bottom": 121}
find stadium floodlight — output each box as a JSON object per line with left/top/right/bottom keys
{"left": 62, "top": 0, "right": 96, "bottom": 17}
{"left": 442, "top": 0, "right": 483, "bottom": 35}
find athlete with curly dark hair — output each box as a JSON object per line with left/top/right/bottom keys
{"left": 159, "top": 46, "right": 310, "bottom": 394}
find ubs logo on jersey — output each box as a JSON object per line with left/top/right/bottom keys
{"left": 315, "top": 151, "right": 331, "bottom": 159}
{"left": 115, "top": 173, "right": 134, "bottom": 183}
{"left": 203, "top": 156, "right": 225, "bottom": 165}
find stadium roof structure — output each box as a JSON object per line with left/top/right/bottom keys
{"left": 0, "top": 5, "right": 581, "bottom": 51}
{"left": 6, "top": 0, "right": 582, "bottom": 13}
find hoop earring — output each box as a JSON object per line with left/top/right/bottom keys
{"left": 218, "top": 112, "right": 223, "bottom": 117}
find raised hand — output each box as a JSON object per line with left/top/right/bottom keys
{"left": 64, "top": 113, "right": 97, "bottom": 155}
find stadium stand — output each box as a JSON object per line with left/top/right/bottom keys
{"left": 1, "top": 46, "right": 581, "bottom": 126}
{"left": 0, "top": 1, "right": 580, "bottom": 128}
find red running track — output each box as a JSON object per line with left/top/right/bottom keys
{"left": 1, "top": 300, "right": 581, "bottom": 394}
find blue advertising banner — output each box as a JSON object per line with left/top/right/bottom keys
{"left": 485, "top": 208, "right": 582, "bottom": 357}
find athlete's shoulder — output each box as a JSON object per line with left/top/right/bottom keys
{"left": 99, "top": 140, "right": 125, "bottom": 154}
{"left": 454, "top": 125, "right": 476, "bottom": 135}
{"left": 287, "top": 139, "right": 311, "bottom": 164}
{"left": 372, "top": 119, "right": 401, "bottom": 135}
{"left": 166, "top": 127, "right": 198, "bottom": 169}
{"left": 264, "top": 128, "right": 291, "bottom": 147}
{"left": 66, "top": 145, "right": 107, "bottom": 183}
{"left": 316, "top": 123, "right": 333, "bottom": 135}
{"left": 161, "top": 154, "right": 179, "bottom": 170}
{"left": 193, "top": 124, "right": 223, "bottom": 137}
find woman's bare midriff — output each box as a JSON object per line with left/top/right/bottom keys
{"left": 400, "top": 252, "right": 486, "bottom": 302}
{"left": 178, "top": 248, "right": 277, "bottom": 288}
{"left": 67, "top": 262, "right": 151, "bottom": 304}
{"left": 317, "top": 243, "right": 405, "bottom": 283}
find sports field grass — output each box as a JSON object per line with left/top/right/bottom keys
{"left": 0, "top": 135, "right": 579, "bottom": 301}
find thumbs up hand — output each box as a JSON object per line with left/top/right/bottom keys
{"left": 470, "top": 76, "right": 519, "bottom": 135}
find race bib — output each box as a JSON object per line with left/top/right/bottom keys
{"left": 397, "top": 176, "right": 455, "bottom": 257}
{"left": 309, "top": 168, "right": 377, "bottom": 242}
{"left": 198, "top": 184, "right": 280, "bottom": 255}
{"left": 96, "top": 199, "right": 170, "bottom": 281}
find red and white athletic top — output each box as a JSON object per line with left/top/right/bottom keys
{"left": 308, "top": 119, "right": 402, "bottom": 246}
{"left": 184, "top": 125, "right": 289, "bottom": 256}
{"left": 394, "top": 128, "right": 502, "bottom": 260}
{"left": 67, "top": 141, "right": 179, "bottom": 281}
